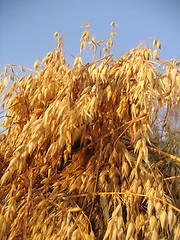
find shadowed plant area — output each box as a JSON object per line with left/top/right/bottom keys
{"left": 0, "top": 23, "right": 180, "bottom": 239}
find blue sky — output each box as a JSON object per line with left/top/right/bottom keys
{"left": 0, "top": 0, "right": 180, "bottom": 70}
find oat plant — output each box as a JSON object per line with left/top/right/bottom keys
{"left": 0, "top": 23, "right": 179, "bottom": 240}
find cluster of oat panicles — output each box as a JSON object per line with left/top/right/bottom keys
{"left": 0, "top": 23, "right": 180, "bottom": 240}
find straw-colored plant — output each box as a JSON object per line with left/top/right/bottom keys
{"left": 0, "top": 23, "right": 180, "bottom": 240}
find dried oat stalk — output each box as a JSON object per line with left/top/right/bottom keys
{"left": 0, "top": 23, "right": 179, "bottom": 240}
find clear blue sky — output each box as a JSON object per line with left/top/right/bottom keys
{"left": 0, "top": 0, "right": 180, "bottom": 70}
